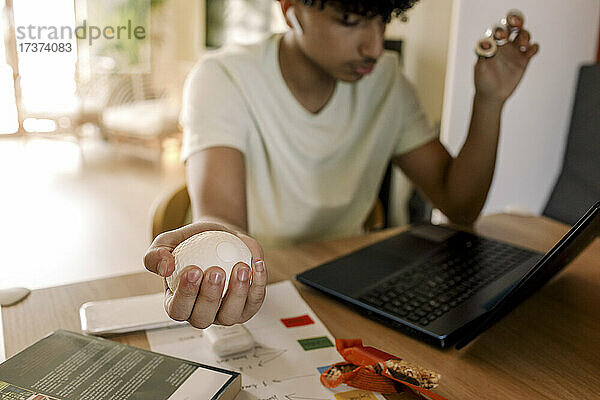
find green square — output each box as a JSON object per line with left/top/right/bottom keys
{"left": 297, "top": 336, "right": 334, "bottom": 351}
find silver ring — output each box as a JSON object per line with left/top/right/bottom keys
{"left": 475, "top": 37, "right": 497, "bottom": 58}
{"left": 505, "top": 9, "right": 524, "bottom": 33}
{"left": 486, "top": 22, "right": 509, "bottom": 46}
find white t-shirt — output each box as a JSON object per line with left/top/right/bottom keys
{"left": 180, "top": 33, "right": 437, "bottom": 248}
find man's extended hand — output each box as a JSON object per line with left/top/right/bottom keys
{"left": 144, "top": 222, "right": 267, "bottom": 328}
{"left": 475, "top": 27, "right": 539, "bottom": 104}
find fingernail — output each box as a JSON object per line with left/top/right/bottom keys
{"left": 254, "top": 260, "right": 265, "bottom": 272}
{"left": 209, "top": 271, "right": 223, "bottom": 285}
{"left": 520, "top": 46, "right": 527, "bottom": 52}
{"left": 238, "top": 266, "right": 250, "bottom": 282}
{"left": 158, "top": 260, "right": 167, "bottom": 276}
{"left": 187, "top": 269, "right": 201, "bottom": 284}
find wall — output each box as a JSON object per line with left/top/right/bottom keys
{"left": 386, "top": 0, "right": 454, "bottom": 126}
{"left": 441, "top": 0, "right": 600, "bottom": 215}
{"left": 385, "top": 0, "right": 454, "bottom": 225}
{"left": 151, "top": 0, "right": 204, "bottom": 103}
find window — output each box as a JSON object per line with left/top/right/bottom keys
{"left": 0, "top": 1, "right": 19, "bottom": 134}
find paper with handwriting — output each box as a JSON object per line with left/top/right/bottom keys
{"left": 146, "top": 280, "right": 385, "bottom": 400}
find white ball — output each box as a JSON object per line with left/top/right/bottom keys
{"left": 166, "top": 231, "right": 252, "bottom": 294}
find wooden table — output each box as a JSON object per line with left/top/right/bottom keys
{"left": 2, "top": 214, "right": 599, "bottom": 399}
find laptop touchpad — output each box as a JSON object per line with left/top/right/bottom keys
{"left": 409, "top": 225, "right": 456, "bottom": 243}
{"left": 300, "top": 249, "right": 409, "bottom": 297}
{"left": 300, "top": 229, "right": 448, "bottom": 297}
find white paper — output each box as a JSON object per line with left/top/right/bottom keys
{"left": 168, "top": 367, "right": 232, "bottom": 400}
{"left": 147, "top": 281, "right": 385, "bottom": 400}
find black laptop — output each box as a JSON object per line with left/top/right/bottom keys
{"left": 297, "top": 201, "right": 599, "bottom": 349}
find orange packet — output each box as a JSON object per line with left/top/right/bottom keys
{"left": 320, "top": 339, "right": 448, "bottom": 400}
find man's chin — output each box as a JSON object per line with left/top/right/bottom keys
{"left": 337, "top": 72, "right": 365, "bottom": 83}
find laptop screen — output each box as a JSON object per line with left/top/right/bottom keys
{"left": 456, "top": 200, "right": 600, "bottom": 349}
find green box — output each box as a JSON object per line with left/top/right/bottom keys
{"left": 297, "top": 336, "right": 334, "bottom": 351}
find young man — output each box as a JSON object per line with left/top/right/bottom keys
{"left": 144, "top": 0, "right": 539, "bottom": 329}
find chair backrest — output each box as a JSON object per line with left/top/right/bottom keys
{"left": 543, "top": 64, "right": 600, "bottom": 225}
{"left": 152, "top": 184, "right": 190, "bottom": 239}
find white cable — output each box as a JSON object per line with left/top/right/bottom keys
{"left": 286, "top": 7, "right": 303, "bottom": 36}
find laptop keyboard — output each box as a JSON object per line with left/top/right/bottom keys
{"left": 359, "top": 237, "right": 537, "bottom": 326}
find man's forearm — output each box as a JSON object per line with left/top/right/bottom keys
{"left": 443, "top": 94, "right": 504, "bottom": 224}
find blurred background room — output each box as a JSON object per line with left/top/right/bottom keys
{"left": 0, "top": 0, "right": 598, "bottom": 292}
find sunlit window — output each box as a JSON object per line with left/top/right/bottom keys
{"left": 23, "top": 117, "right": 57, "bottom": 133}
{"left": 12, "top": 0, "right": 78, "bottom": 120}
{"left": 0, "top": 2, "right": 19, "bottom": 134}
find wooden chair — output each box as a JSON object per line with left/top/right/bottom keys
{"left": 151, "top": 184, "right": 385, "bottom": 240}
{"left": 152, "top": 185, "right": 191, "bottom": 239}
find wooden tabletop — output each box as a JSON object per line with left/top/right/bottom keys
{"left": 2, "top": 214, "right": 599, "bottom": 399}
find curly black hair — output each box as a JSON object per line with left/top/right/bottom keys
{"left": 299, "top": 0, "right": 420, "bottom": 21}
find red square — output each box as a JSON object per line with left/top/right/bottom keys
{"left": 281, "top": 314, "right": 314, "bottom": 328}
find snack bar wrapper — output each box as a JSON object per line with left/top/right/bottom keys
{"left": 320, "top": 339, "right": 448, "bottom": 400}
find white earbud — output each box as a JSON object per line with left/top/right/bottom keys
{"left": 286, "top": 7, "right": 304, "bottom": 36}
